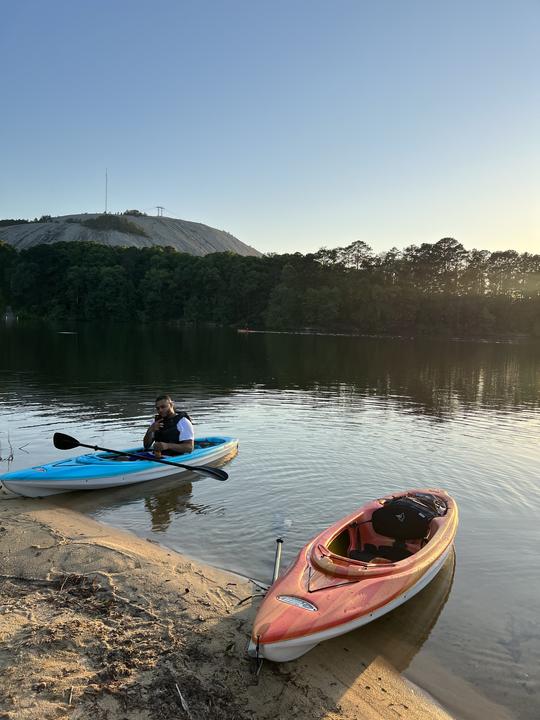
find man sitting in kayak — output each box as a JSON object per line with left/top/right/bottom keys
{"left": 143, "top": 395, "right": 194, "bottom": 456}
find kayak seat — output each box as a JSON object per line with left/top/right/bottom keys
{"left": 195, "top": 440, "right": 214, "bottom": 448}
{"left": 349, "top": 543, "right": 378, "bottom": 561}
{"left": 347, "top": 522, "right": 381, "bottom": 559}
{"left": 349, "top": 542, "right": 412, "bottom": 563}
{"left": 371, "top": 497, "right": 436, "bottom": 541}
{"left": 375, "top": 542, "right": 412, "bottom": 561}
{"left": 348, "top": 521, "right": 413, "bottom": 563}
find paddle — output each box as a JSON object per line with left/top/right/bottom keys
{"left": 53, "top": 432, "right": 228, "bottom": 481}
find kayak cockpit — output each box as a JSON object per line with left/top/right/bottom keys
{"left": 74, "top": 437, "right": 229, "bottom": 464}
{"left": 314, "top": 491, "right": 451, "bottom": 575}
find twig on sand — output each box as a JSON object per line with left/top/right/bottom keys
{"left": 0, "top": 573, "right": 55, "bottom": 586}
{"left": 68, "top": 687, "right": 73, "bottom": 705}
{"left": 60, "top": 574, "right": 71, "bottom": 591}
{"left": 111, "top": 589, "right": 165, "bottom": 623}
{"left": 236, "top": 593, "right": 264, "bottom": 607}
{"left": 175, "top": 682, "right": 194, "bottom": 720}
{"left": 0, "top": 572, "right": 166, "bottom": 625}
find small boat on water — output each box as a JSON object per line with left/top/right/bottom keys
{"left": 0, "top": 436, "right": 238, "bottom": 498}
{"left": 248, "top": 488, "right": 458, "bottom": 662}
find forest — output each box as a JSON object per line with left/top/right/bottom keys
{"left": 1, "top": 237, "right": 540, "bottom": 337}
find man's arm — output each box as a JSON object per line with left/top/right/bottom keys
{"left": 143, "top": 418, "right": 163, "bottom": 449}
{"left": 153, "top": 439, "right": 194, "bottom": 455}
{"left": 143, "top": 428, "right": 154, "bottom": 449}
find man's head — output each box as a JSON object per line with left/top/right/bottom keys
{"left": 155, "top": 394, "right": 175, "bottom": 418}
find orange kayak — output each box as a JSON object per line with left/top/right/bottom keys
{"left": 248, "top": 488, "right": 458, "bottom": 662}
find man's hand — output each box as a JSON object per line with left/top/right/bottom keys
{"left": 153, "top": 441, "right": 168, "bottom": 453}
{"left": 150, "top": 418, "right": 164, "bottom": 432}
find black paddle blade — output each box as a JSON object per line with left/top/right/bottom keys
{"left": 191, "top": 465, "right": 228, "bottom": 481}
{"left": 53, "top": 432, "right": 80, "bottom": 450}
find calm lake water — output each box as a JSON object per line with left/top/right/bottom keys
{"left": 1, "top": 322, "right": 539, "bottom": 719}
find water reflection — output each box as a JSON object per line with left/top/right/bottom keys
{"left": 313, "top": 549, "right": 455, "bottom": 672}
{"left": 143, "top": 485, "right": 225, "bottom": 532}
{"left": 1, "top": 323, "right": 539, "bottom": 420}
{"left": 143, "top": 485, "right": 195, "bottom": 532}
{"left": 55, "top": 475, "right": 227, "bottom": 533}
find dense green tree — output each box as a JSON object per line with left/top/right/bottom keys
{"left": 304, "top": 287, "right": 341, "bottom": 327}
{"left": 0, "top": 242, "right": 16, "bottom": 310}
{"left": 487, "top": 250, "right": 521, "bottom": 296}
{"left": 10, "top": 260, "right": 42, "bottom": 314}
{"left": 0, "top": 219, "right": 30, "bottom": 227}
{"left": 81, "top": 214, "right": 148, "bottom": 236}
{"left": 340, "top": 240, "right": 373, "bottom": 270}
{"left": 459, "top": 249, "right": 491, "bottom": 295}
{"left": 139, "top": 266, "right": 177, "bottom": 319}
{"left": 86, "top": 266, "right": 135, "bottom": 321}
{"left": 314, "top": 247, "right": 340, "bottom": 267}
{"left": 264, "top": 264, "right": 305, "bottom": 329}
{"left": 2, "top": 236, "right": 540, "bottom": 337}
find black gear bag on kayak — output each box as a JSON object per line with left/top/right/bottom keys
{"left": 371, "top": 493, "right": 447, "bottom": 540}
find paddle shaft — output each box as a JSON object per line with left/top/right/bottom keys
{"left": 271, "top": 538, "right": 284, "bottom": 584}
{"left": 76, "top": 442, "right": 228, "bottom": 481}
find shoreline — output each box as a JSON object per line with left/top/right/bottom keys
{"left": 0, "top": 500, "right": 509, "bottom": 720}
{"left": 235, "top": 327, "right": 534, "bottom": 344}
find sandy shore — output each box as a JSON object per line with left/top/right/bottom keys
{"left": 0, "top": 499, "right": 508, "bottom": 720}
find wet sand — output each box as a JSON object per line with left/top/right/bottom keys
{"left": 0, "top": 499, "right": 511, "bottom": 719}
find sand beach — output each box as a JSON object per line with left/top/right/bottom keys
{"left": 0, "top": 499, "right": 512, "bottom": 720}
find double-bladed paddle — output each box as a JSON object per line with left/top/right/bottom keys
{"left": 53, "top": 432, "right": 228, "bottom": 481}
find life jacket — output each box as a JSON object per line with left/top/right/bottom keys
{"left": 154, "top": 411, "right": 192, "bottom": 444}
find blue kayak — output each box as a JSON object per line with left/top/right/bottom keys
{"left": 0, "top": 436, "right": 238, "bottom": 498}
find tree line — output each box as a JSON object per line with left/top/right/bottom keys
{"left": 1, "top": 237, "right": 540, "bottom": 336}
{"left": 0, "top": 210, "right": 149, "bottom": 228}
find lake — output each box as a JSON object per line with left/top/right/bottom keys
{"left": 1, "top": 322, "right": 539, "bottom": 719}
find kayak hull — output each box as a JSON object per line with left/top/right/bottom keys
{"left": 248, "top": 543, "right": 452, "bottom": 662}
{"left": 249, "top": 488, "right": 458, "bottom": 662}
{"left": 0, "top": 436, "right": 238, "bottom": 498}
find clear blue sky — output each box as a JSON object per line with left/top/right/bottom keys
{"left": 1, "top": 0, "right": 538, "bottom": 255}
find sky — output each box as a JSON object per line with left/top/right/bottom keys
{"left": 1, "top": 0, "right": 539, "bottom": 256}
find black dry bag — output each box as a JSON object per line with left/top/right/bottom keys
{"left": 371, "top": 495, "right": 440, "bottom": 540}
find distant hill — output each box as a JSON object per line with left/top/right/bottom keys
{"left": 0, "top": 213, "right": 261, "bottom": 256}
